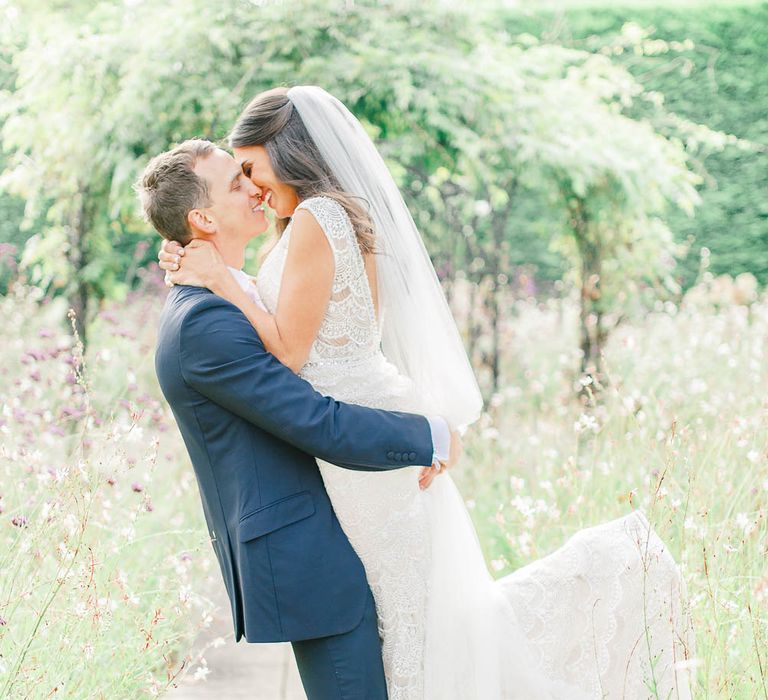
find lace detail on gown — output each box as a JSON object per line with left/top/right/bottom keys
{"left": 498, "top": 511, "right": 692, "bottom": 697}
{"left": 256, "top": 196, "right": 693, "bottom": 699}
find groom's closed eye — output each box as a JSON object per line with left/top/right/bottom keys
{"left": 231, "top": 170, "right": 245, "bottom": 191}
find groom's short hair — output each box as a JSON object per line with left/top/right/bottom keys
{"left": 137, "top": 139, "right": 216, "bottom": 244}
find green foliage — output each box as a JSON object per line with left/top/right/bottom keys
{"left": 0, "top": 3, "right": 28, "bottom": 292}
{"left": 500, "top": 3, "right": 768, "bottom": 287}
{"left": 0, "top": 176, "right": 25, "bottom": 291}
{"left": 1, "top": 2, "right": 252, "bottom": 304}
{"left": 0, "top": 0, "right": 757, "bottom": 385}
{"left": 0, "top": 2, "right": 723, "bottom": 286}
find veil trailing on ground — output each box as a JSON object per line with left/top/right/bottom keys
{"left": 287, "top": 86, "right": 482, "bottom": 429}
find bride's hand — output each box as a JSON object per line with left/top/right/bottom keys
{"left": 158, "top": 239, "right": 185, "bottom": 287}
{"left": 162, "top": 239, "right": 229, "bottom": 291}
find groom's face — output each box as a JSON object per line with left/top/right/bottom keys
{"left": 192, "top": 148, "right": 268, "bottom": 241}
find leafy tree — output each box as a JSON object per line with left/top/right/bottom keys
{"left": 500, "top": 4, "right": 768, "bottom": 288}
{"left": 254, "top": 4, "right": 721, "bottom": 389}
{"left": 319, "top": 30, "right": 719, "bottom": 387}
{"left": 0, "top": 0, "right": 732, "bottom": 394}
{"left": 1, "top": 1, "right": 257, "bottom": 342}
{"left": 519, "top": 46, "right": 705, "bottom": 379}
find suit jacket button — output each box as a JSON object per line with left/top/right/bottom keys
{"left": 409, "top": 452, "right": 416, "bottom": 462}
{"left": 387, "top": 451, "right": 395, "bottom": 460}
{"left": 395, "top": 452, "right": 402, "bottom": 461}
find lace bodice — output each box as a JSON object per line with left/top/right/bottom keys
{"left": 257, "top": 195, "right": 381, "bottom": 367}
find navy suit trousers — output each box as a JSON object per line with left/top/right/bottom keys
{"left": 291, "top": 589, "right": 387, "bottom": 700}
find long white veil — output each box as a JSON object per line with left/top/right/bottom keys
{"left": 287, "top": 86, "right": 482, "bottom": 429}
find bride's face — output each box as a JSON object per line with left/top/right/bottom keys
{"left": 234, "top": 145, "right": 299, "bottom": 220}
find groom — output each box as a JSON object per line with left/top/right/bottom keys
{"left": 139, "top": 139, "right": 456, "bottom": 700}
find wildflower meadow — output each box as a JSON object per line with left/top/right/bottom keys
{"left": 0, "top": 272, "right": 216, "bottom": 698}
{"left": 1, "top": 268, "right": 766, "bottom": 697}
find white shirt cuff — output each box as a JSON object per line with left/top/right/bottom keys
{"left": 426, "top": 415, "right": 450, "bottom": 465}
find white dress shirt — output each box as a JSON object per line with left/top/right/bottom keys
{"left": 227, "top": 266, "right": 268, "bottom": 310}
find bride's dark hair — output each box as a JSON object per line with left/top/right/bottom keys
{"left": 229, "top": 87, "right": 376, "bottom": 255}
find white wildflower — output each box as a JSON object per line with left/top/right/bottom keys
{"left": 473, "top": 200, "right": 491, "bottom": 218}
{"left": 573, "top": 413, "right": 600, "bottom": 434}
{"left": 193, "top": 665, "right": 210, "bottom": 681}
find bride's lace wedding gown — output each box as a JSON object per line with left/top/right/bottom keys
{"left": 256, "top": 196, "right": 693, "bottom": 699}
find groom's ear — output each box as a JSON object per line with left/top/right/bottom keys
{"left": 188, "top": 208, "right": 216, "bottom": 236}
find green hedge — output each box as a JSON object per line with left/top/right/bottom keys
{"left": 502, "top": 2, "right": 768, "bottom": 287}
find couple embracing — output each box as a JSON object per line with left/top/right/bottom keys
{"left": 140, "top": 86, "right": 692, "bottom": 699}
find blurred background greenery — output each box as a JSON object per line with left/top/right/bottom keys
{"left": 0, "top": 0, "right": 765, "bottom": 393}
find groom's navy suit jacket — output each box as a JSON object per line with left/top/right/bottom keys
{"left": 155, "top": 286, "right": 433, "bottom": 643}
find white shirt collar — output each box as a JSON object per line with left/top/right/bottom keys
{"left": 226, "top": 266, "right": 267, "bottom": 311}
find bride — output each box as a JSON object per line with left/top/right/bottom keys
{"left": 159, "top": 86, "right": 693, "bottom": 699}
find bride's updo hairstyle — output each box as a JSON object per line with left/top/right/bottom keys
{"left": 229, "top": 87, "right": 376, "bottom": 254}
